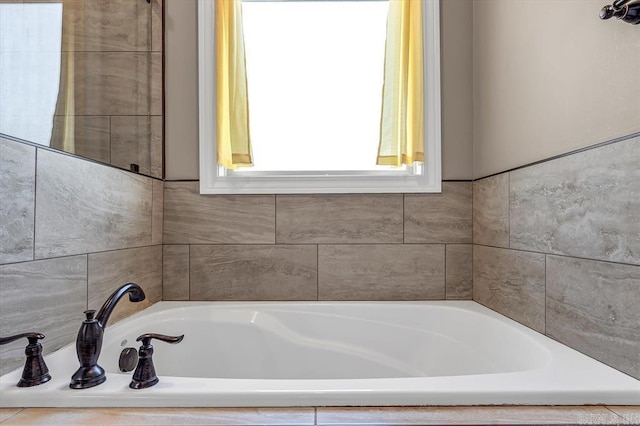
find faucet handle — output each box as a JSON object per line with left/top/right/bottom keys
{"left": 137, "top": 333, "right": 184, "bottom": 346}
{"left": 0, "top": 332, "right": 51, "bottom": 387}
{"left": 130, "top": 333, "right": 184, "bottom": 389}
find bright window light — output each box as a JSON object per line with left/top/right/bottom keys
{"left": 240, "top": 0, "right": 390, "bottom": 172}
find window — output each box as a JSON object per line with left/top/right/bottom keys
{"left": 198, "top": 0, "right": 441, "bottom": 194}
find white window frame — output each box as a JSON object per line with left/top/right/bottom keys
{"left": 197, "top": 0, "right": 441, "bottom": 194}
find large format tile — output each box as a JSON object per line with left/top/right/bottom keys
{"left": 151, "top": 179, "right": 163, "bottom": 245}
{"left": 190, "top": 245, "right": 317, "bottom": 301}
{"left": 149, "top": 115, "right": 163, "bottom": 179}
{"left": 276, "top": 194, "right": 403, "bottom": 244}
{"left": 316, "top": 406, "right": 620, "bottom": 425}
{"left": 110, "top": 116, "right": 156, "bottom": 177}
{"left": 318, "top": 245, "right": 445, "bottom": 300}
{"left": 0, "top": 256, "right": 87, "bottom": 376}
{"left": 50, "top": 115, "right": 111, "bottom": 165}
{"left": 546, "top": 255, "right": 640, "bottom": 379}
{"left": 163, "top": 182, "right": 275, "bottom": 244}
{"left": 55, "top": 0, "right": 150, "bottom": 52}
{"left": 473, "top": 245, "right": 545, "bottom": 333}
{"left": 0, "top": 138, "right": 35, "bottom": 264}
{"left": 473, "top": 173, "right": 509, "bottom": 248}
{"left": 445, "top": 244, "right": 472, "bottom": 299}
{"left": 163, "top": 245, "right": 189, "bottom": 301}
{"left": 35, "top": 149, "right": 152, "bottom": 258}
{"left": 57, "top": 52, "right": 154, "bottom": 116}
{"left": 151, "top": 0, "right": 163, "bottom": 52}
{"left": 510, "top": 137, "right": 640, "bottom": 265}
{"left": 1, "top": 408, "right": 315, "bottom": 425}
{"left": 88, "top": 246, "right": 162, "bottom": 325}
{"left": 404, "top": 182, "right": 472, "bottom": 243}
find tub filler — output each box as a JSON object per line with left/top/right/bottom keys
{"left": 1, "top": 301, "right": 639, "bottom": 407}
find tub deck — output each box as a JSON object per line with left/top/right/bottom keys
{"left": 1, "top": 301, "right": 639, "bottom": 407}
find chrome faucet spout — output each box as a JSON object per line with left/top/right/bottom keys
{"left": 95, "top": 283, "right": 146, "bottom": 329}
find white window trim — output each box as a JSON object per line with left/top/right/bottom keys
{"left": 197, "top": 0, "right": 441, "bottom": 194}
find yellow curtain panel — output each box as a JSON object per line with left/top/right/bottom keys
{"left": 377, "top": 0, "right": 424, "bottom": 167}
{"left": 215, "top": 0, "right": 253, "bottom": 169}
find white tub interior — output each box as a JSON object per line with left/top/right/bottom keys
{"left": 1, "top": 301, "right": 639, "bottom": 407}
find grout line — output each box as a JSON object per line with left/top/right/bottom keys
{"left": 314, "top": 407, "right": 317, "bottom": 425}
{"left": 472, "top": 243, "right": 639, "bottom": 267}
{"left": 0, "top": 245, "right": 161, "bottom": 267}
{"left": 188, "top": 244, "right": 191, "bottom": 301}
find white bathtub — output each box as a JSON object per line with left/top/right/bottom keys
{"left": 1, "top": 301, "right": 639, "bottom": 407}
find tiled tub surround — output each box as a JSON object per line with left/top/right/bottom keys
{"left": 162, "top": 181, "right": 473, "bottom": 302}
{"left": 472, "top": 134, "right": 640, "bottom": 380}
{"left": 0, "top": 137, "right": 163, "bottom": 376}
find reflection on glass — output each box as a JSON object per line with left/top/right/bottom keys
{"left": 0, "top": 3, "right": 63, "bottom": 147}
{"left": 0, "top": 1, "right": 163, "bottom": 179}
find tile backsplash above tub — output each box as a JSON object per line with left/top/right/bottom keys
{"left": 472, "top": 134, "right": 640, "bottom": 380}
{"left": 162, "top": 181, "right": 474, "bottom": 302}
{"left": 0, "top": 137, "right": 163, "bottom": 376}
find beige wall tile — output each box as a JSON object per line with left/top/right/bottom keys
{"left": 510, "top": 137, "right": 640, "bottom": 265}
{"left": 405, "top": 182, "right": 472, "bottom": 243}
{"left": 88, "top": 246, "right": 162, "bottom": 325}
{"left": 57, "top": 52, "right": 153, "bottom": 116}
{"left": 318, "top": 245, "right": 445, "bottom": 300}
{"left": 0, "top": 256, "right": 87, "bottom": 376}
{"left": 163, "top": 245, "right": 189, "bottom": 301}
{"left": 445, "top": 244, "right": 472, "bottom": 300}
{"left": 473, "top": 174, "right": 509, "bottom": 248}
{"left": 55, "top": 0, "right": 149, "bottom": 52}
{"left": 163, "top": 182, "right": 275, "bottom": 244}
{"left": 109, "top": 116, "right": 162, "bottom": 179}
{"left": 473, "top": 245, "right": 545, "bottom": 333}
{"left": 151, "top": 0, "right": 163, "bottom": 52}
{"left": 2, "top": 408, "right": 315, "bottom": 425}
{"left": 150, "top": 116, "right": 163, "bottom": 179}
{"left": 317, "top": 406, "right": 620, "bottom": 425}
{"left": 546, "top": 255, "right": 640, "bottom": 380}
{"left": 110, "top": 116, "right": 153, "bottom": 176}
{"left": 0, "top": 138, "right": 35, "bottom": 264}
{"left": 276, "top": 194, "right": 403, "bottom": 244}
{"left": 50, "top": 116, "right": 111, "bottom": 165}
{"left": 35, "top": 149, "right": 152, "bottom": 258}
{"left": 152, "top": 179, "right": 163, "bottom": 245}
{"left": 190, "top": 245, "right": 317, "bottom": 301}
{"left": 150, "top": 52, "right": 162, "bottom": 116}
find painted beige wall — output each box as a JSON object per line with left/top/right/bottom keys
{"left": 165, "top": 0, "right": 474, "bottom": 181}
{"left": 473, "top": 0, "right": 640, "bottom": 179}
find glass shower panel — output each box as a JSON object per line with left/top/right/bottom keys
{"left": 0, "top": 0, "right": 163, "bottom": 179}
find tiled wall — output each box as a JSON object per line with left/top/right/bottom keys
{"left": 162, "top": 181, "right": 473, "bottom": 302}
{"left": 472, "top": 135, "right": 640, "bottom": 380}
{"left": 46, "top": 0, "right": 163, "bottom": 179}
{"left": 0, "top": 137, "right": 163, "bottom": 376}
